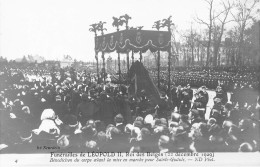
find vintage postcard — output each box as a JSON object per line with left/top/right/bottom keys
{"left": 0, "top": 0, "right": 259, "bottom": 166}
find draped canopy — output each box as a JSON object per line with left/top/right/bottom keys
{"left": 95, "top": 30, "right": 171, "bottom": 53}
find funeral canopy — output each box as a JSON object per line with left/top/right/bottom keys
{"left": 95, "top": 30, "right": 171, "bottom": 53}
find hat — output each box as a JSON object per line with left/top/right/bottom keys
{"left": 41, "top": 109, "right": 56, "bottom": 121}
{"left": 169, "top": 122, "right": 179, "bottom": 128}
{"left": 140, "top": 128, "right": 151, "bottom": 138}
{"left": 207, "top": 118, "right": 217, "bottom": 126}
{"left": 55, "top": 95, "right": 61, "bottom": 101}
{"left": 214, "top": 98, "right": 221, "bottom": 103}
{"left": 154, "top": 119, "right": 162, "bottom": 126}
{"left": 41, "top": 98, "right": 46, "bottom": 102}
{"left": 131, "top": 127, "right": 141, "bottom": 140}
{"left": 86, "top": 120, "right": 96, "bottom": 128}
{"left": 57, "top": 135, "right": 70, "bottom": 149}
{"left": 109, "top": 127, "right": 121, "bottom": 140}
{"left": 160, "top": 118, "right": 167, "bottom": 126}
{"left": 114, "top": 114, "right": 124, "bottom": 124}
{"left": 159, "top": 135, "right": 170, "bottom": 146}
{"left": 135, "top": 116, "right": 144, "bottom": 122}
{"left": 224, "top": 103, "right": 232, "bottom": 110}
{"left": 106, "top": 124, "right": 115, "bottom": 132}
{"left": 85, "top": 140, "right": 97, "bottom": 149}
{"left": 171, "top": 112, "right": 181, "bottom": 122}
{"left": 154, "top": 125, "right": 168, "bottom": 135}
{"left": 125, "top": 124, "right": 134, "bottom": 134}
{"left": 222, "top": 120, "right": 233, "bottom": 129}
{"left": 144, "top": 114, "right": 153, "bottom": 125}
{"left": 133, "top": 120, "right": 143, "bottom": 129}
{"left": 201, "top": 86, "right": 207, "bottom": 89}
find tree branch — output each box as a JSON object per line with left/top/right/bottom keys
{"left": 195, "top": 16, "right": 210, "bottom": 28}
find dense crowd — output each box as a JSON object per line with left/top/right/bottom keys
{"left": 149, "top": 65, "right": 259, "bottom": 91}
{"left": 0, "top": 62, "right": 259, "bottom": 153}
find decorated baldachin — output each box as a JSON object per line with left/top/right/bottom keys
{"left": 90, "top": 15, "right": 174, "bottom": 92}
{"left": 95, "top": 30, "right": 171, "bottom": 53}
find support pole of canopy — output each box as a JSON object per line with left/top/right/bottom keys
{"left": 168, "top": 39, "right": 171, "bottom": 95}
{"left": 157, "top": 50, "right": 160, "bottom": 89}
{"left": 259, "top": 21, "right": 260, "bottom": 56}
{"left": 95, "top": 51, "right": 99, "bottom": 82}
{"left": 127, "top": 51, "right": 130, "bottom": 73}
{"left": 102, "top": 51, "right": 106, "bottom": 82}
{"left": 132, "top": 50, "right": 134, "bottom": 64}
{"left": 118, "top": 51, "right": 121, "bottom": 83}
{"left": 115, "top": 59, "right": 117, "bottom": 71}
{"left": 139, "top": 51, "right": 142, "bottom": 62}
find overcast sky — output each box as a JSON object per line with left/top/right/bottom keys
{"left": 0, "top": 0, "right": 238, "bottom": 61}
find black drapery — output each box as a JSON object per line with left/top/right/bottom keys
{"left": 95, "top": 30, "right": 171, "bottom": 53}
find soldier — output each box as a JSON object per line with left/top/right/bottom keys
{"left": 185, "top": 84, "right": 193, "bottom": 109}
{"left": 176, "top": 85, "right": 182, "bottom": 112}
{"left": 214, "top": 86, "right": 228, "bottom": 105}
{"left": 179, "top": 87, "right": 190, "bottom": 115}
{"left": 200, "top": 86, "right": 209, "bottom": 111}
{"left": 170, "top": 84, "right": 178, "bottom": 111}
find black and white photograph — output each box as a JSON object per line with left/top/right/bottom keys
{"left": 0, "top": 0, "right": 259, "bottom": 166}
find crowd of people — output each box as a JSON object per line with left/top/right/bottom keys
{"left": 0, "top": 62, "right": 259, "bottom": 153}
{"left": 149, "top": 65, "right": 259, "bottom": 91}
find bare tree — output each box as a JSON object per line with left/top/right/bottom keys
{"left": 171, "top": 25, "right": 181, "bottom": 66}
{"left": 231, "top": 0, "right": 260, "bottom": 65}
{"left": 212, "top": 0, "right": 233, "bottom": 66}
{"left": 195, "top": 0, "right": 229, "bottom": 66}
{"left": 196, "top": 0, "right": 214, "bottom": 66}
{"left": 182, "top": 24, "right": 197, "bottom": 66}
